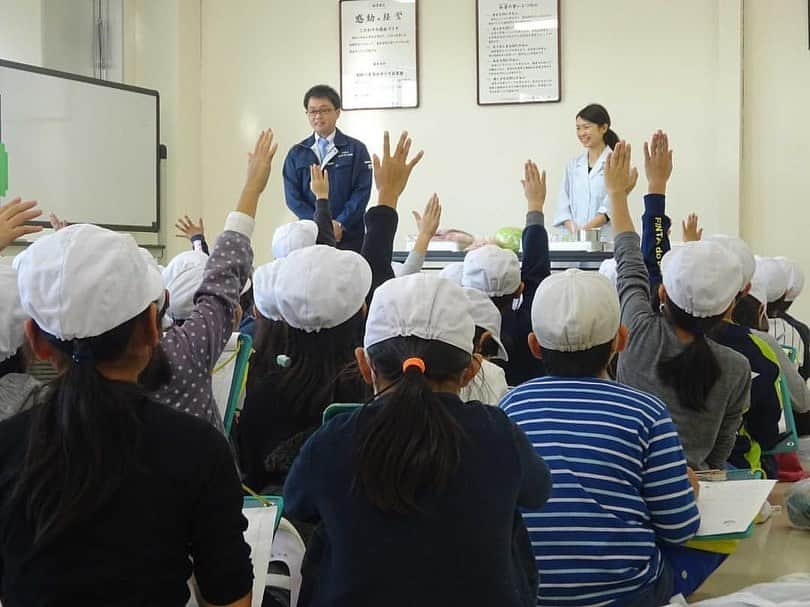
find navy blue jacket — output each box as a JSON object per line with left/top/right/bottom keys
{"left": 283, "top": 130, "right": 372, "bottom": 242}
{"left": 284, "top": 393, "right": 550, "bottom": 607}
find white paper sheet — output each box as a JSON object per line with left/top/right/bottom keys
{"left": 695, "top": 479, "right": 777, "bottom": 537}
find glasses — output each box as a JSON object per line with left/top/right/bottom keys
{"left": 306, "top": 108, "right": 335, "bottom": 117}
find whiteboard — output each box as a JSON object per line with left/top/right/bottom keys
{"left": 0, "top": 59, "right": 159, "bottom": 231}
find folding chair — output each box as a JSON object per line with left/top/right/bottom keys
{"left": 211, "top": 332, "right": 253, "bottom": 436}
{"left": 764, "top": 372, "right": 799, "bottom": 455}
{"left": 322, "top": 402, "right": 362, "bottom": 425}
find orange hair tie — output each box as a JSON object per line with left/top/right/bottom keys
{"left": 402, "top": 357, "right": 426, "bottom": 374}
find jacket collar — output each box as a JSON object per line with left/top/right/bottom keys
{"left": 576, "top": 145, "right": 611, "bottom": 172}
{"left": 300, "top": 128, "right": 348, "bottom": 149}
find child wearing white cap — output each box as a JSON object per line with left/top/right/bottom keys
{"left": 500, "top": 268, "right": 718, "bottom": 604}
{"left": 459, "top": 287, "right": 510, "bottom": 404}
{"left": 609, "top": 133, "right": 752, "bottom": 472}
{"left": 239, "top": 130, "right": 425, "bottom": 493}
{"left": 0, "top": 264, "right": 42, "bottom": 421}
{"left": 0, "top": 199, "right": 46, "bottom": 421}
{"left": 462, "top": 160, "right": 551, "bottom": 386}
{"left": 1, "top": 222, "right": 252, "bottom": 605}
{"left": 283, "top": 273, "right": 551, "bottom": 606}
{"left": 239, "top": 245, "right": 372, "bottom": 493}
{"left": 768, "top": 257, "right": 809, "bottom": 380}
{"left": 144, "top": 130, "right": 279, "bottom": 433}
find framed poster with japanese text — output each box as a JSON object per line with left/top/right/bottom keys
{"left": 476, "top": 0, "right": 561, "bottom": 105}
{"left": 339, "top": 0, "right": 419, "bottom": 110}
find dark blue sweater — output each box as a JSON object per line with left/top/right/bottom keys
{"left": 283, "top": 393, "right": 551, "bottom": 607}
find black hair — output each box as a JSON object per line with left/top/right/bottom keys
{"left": 767, "top": 296, "right": 790, "bottom": 318}
{"left": 732, "top": 294, "right": 767, "bottom": 332}
{"left": 0, "top": 349, "right": 26, "bottom": 378}
{"left": 577, "top": 103, "right": 619, "bottom": 150}
{"left": 658, "top": 301, "right": 724, "bottom": 412}
{"left": 473, "top": 326, "right": 500, "bottom": 359}
{"left": 304, "top": 85, "right": 342, "bottom": 111}
{"left": 541, "top": 342, "right": 614, "bottom": 377}
{"left": 240, "top": 283, "right": 255, "bottom": 317}
{"left": 5, "top": 309, "right": 153, "bottom": 550}
{"left": 357, "top": 336, "right": 471, "bottom": 514}
{"left": 248, "top": 310, "right": 364, "bottom": 420}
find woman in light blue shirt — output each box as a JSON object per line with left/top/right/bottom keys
{"left": 554, "top": 104, "right": 620, "bottom": 238}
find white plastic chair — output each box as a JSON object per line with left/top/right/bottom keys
{"left": 266, "top": 518, "right": 306, "bottom": 607}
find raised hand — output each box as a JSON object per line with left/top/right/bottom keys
{"left": 682, "top": 213, "right": 703, "bottom": 242}
{"left": 49, "top": 212, "right": 69, "bottom": 232}
{"left": 244, "top": 129, "right": 279, "bottom": 195}
{"left": 644, "top": 130, "right": 673, "bottom": 194}
{"left": 604, "top": 140, "right": 634, "bottom": 195}
{"left": 0, "top": 198, "right": 42, "bottom": 251}
{"left": 521, "top": 160, "right": 547, "bottom": 213}
{"left": 175, "top": 215, "right": 205, "bottom": 240}
{"left": 416, "top": 194, "right": 442, "bottom": 239}
{"left": 373, "top": 131, "right": 424, "bottom": 207}
{"left": 310, "top": 164, "right": 330, "bottom": 200}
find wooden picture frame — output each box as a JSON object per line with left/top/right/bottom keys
{"left": 339, "top": 0, "right": 419, "bottom": 110}
{"left": 476, "top": 0, "right": 562, "bottom": 106}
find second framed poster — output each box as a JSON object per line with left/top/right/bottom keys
{"left": 339, "top": 0, "right": 419, "bottom": 110}
{"left": 476, "top": 0, "right": 561, "bottom": 105}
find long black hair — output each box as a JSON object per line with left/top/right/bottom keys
{"left": 577, "top": 103, "right": 619, "bottom": 150}
{"left": 658, "top": 301, "right": 724, "bottom": 411}
{"left": 248, "top": 311, "right": 365, "bottom": 420}
{"left": 5, "top": 309, "right": 154, "bottom": 550}
{"left": 356, "top": 336, "right": 471, "bottom": 514}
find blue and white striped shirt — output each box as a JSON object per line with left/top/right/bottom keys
{"left": 500, "top": 377, "right": 700, "bottom": 607}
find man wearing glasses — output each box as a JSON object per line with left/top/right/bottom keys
{"left": 283, "top": 84, "right": 372, "bottom": 253}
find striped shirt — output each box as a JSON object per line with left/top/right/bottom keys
{"left": 500, "top": 377, "right": 700, "bottom": 607}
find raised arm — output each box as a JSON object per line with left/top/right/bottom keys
{"left": 310, "top": 164, "right": 336, "bottom": 247}
{"left": 640, "top": 132, "right": 674, "bottom": 290}
{"left": 176, "top": 215, "right": 209, "bottom": 254}
{"left": 398, "top": 194, "right": 442, "bottom": 276}
{"left": 157, "top": 130, "right": 277, "bottom": 425}
{"left": 361, "top": 131, "right": 424, "bottom": 301}
{"left": 519, "top": 160, "right": 551, "bottom": 305}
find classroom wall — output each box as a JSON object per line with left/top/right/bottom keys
{"left": 0, "top": 0, "right": 43, "bottom": 65}
{"left": 742, "top": 0, "right": 810, "bottom": 321}
{"left": 198, "top": 0, "right": 744, "bottom": 261}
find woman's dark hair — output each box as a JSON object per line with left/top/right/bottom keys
{"left": 541, "top": 342, "right": 614, "bottom": 377}
{"left": 304, "top": 84, "right": 342, "bottom": 110}
{"left": 473, "top": 326, "right": 500, "bottom": 359}
{"left": 658, "top": 301, "right": 724, "bottom": 412}
{"left": 5, "top": 309, "right": 152, "bottom": 549}
{"left": 248, "top": 310, "right": 364, "bottom": 420}
{"left": 732, "top": 294, "right": 766, "bottom": 331}
{"left": 356, "top": 336, "right": 471, "bottom": 514}
{"left": 577, "top": 103, "right": 619, "bottom": 150}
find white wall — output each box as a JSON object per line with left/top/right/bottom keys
{"left": 742, "top": 0, "right": 810, "bottom": 320}
{"left": 200, "top": 0, "right": 743, "bottom": 262}
{"left": 0, "top": 0, "right": 42, "bottom": 65}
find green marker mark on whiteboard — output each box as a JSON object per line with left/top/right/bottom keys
{"left": 0, "top": 143, "right": 8, "bottom": 197}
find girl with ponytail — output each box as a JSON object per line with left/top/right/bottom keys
{"left": 283, "top": 273, "right": 550, "bottom": 606}
{"left": 607, "top": 131, "right": 752, "bottom": 473}
{"left": 0, "top": 224, "right": 253, "bottom": 607}
{"left": 554, "top": 103, "right": 622, "bottom": 238}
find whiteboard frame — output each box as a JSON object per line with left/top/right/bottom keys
{"left": 0, "top": 58, "right": 161, "bottom": 232}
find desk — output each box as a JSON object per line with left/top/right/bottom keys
{"left": 392, "top": 250, "right": 613, "bottom": 272}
